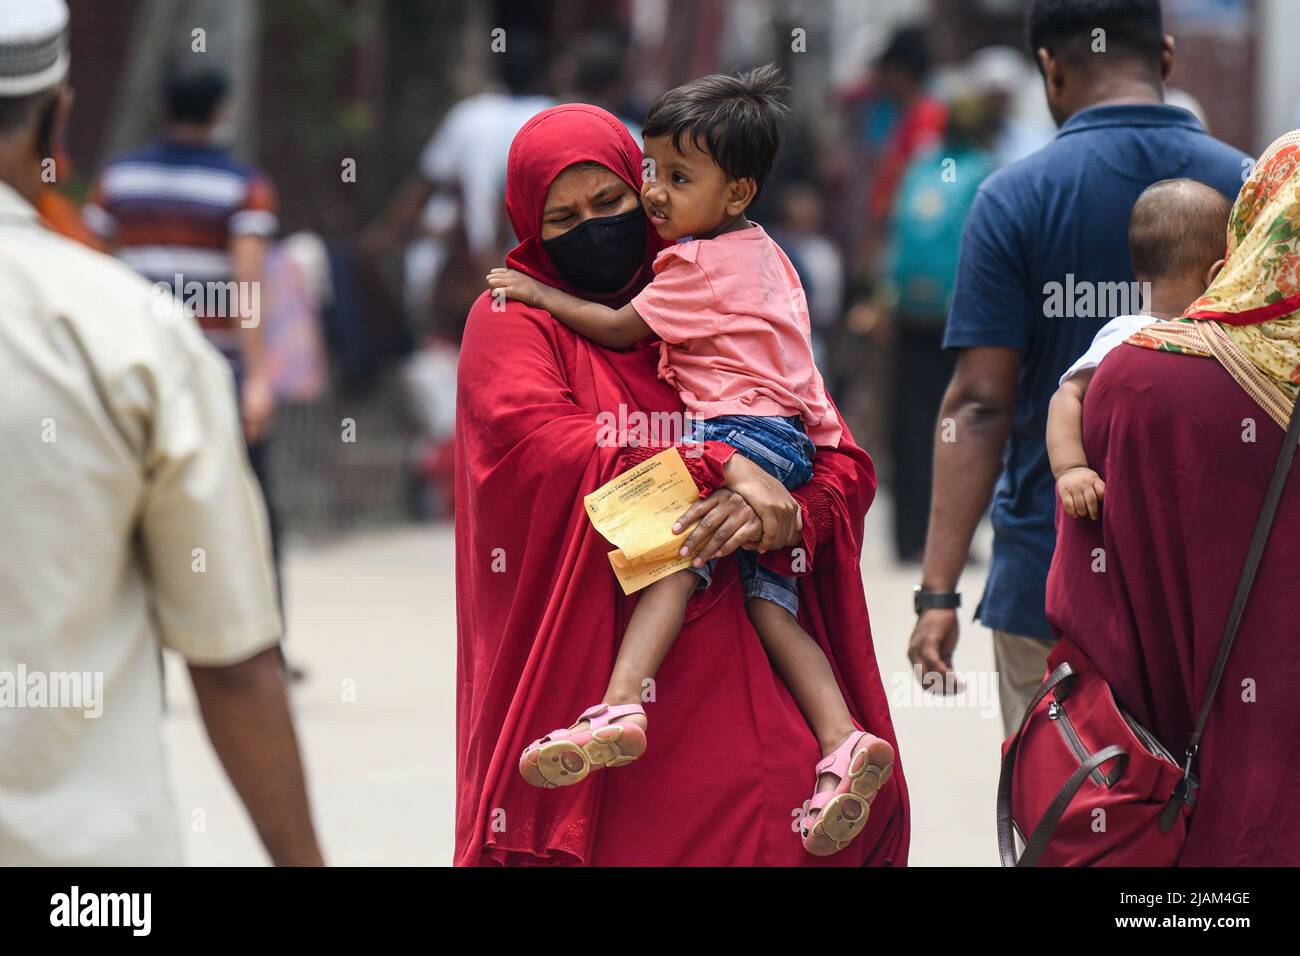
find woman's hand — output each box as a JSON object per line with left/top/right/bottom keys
{"left": 671, "top": 489, "right": 762, "bottom": 566}
{"left": 721, "top": 452, "right": 804, "bottom": 552}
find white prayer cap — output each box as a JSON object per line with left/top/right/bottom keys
{"left": 0, "top": 0, "right": 69, "bottom": 96}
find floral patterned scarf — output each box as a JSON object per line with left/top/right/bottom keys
{"left": 1127, "top": 130, "right": 1300, "bottom": 429}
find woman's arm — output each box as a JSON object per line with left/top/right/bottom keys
{"left": 759, "top": 429, "right": 878, "bottom": 576}
{"left": 486, "top": 267, "right": 651, "bottom": 349}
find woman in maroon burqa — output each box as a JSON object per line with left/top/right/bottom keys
{"left": 454, "top": 104, "right": 908, "bottom": 865}
{"left": 1046, "top": 133, "right": 1300, "bottom": 865}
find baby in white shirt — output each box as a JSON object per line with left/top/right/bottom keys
{"left": 1047, "top": 178, "right": 1231, "bottom": 519}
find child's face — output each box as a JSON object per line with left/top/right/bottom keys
{"left": 641, "top": 134, "right": 752, "bottom": 241}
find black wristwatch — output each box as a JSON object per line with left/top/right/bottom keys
{"left": 913, "top": 585, "right": 961, "bottom": 616}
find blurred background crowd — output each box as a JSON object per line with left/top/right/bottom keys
{"left": 51, "top": 0, "right": 1286, "bottom": 563}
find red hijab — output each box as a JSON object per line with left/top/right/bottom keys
{"left": 504, "top": 104, "right": 669, "bottom": 298}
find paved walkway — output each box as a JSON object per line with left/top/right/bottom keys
{"left": 164, "top": 497, "right": 1002, "bottom": 865}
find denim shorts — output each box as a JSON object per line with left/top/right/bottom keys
{"left": 683, "top": 414, "right": 815, "bottom": 616}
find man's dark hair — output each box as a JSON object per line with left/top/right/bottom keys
{"left": 642, "top": 64, "right": 788, "bottom": 198}
{"left": 499, "top": 31, "right": 547, "bottom": 96}
{"left": 875, "top": 26, "right": 932, "bottom": 83}
{"left": 1027, "top": 0, "right": 1165, "bottom": 69}
{"left": 574, "top": 31, "right": 626, "bottom": 99}
{"left": 163, "top": 65, "right": 229, "bottom": 124}
{"left": 1128, "top": 178, "right": 1230, "bottom": 281}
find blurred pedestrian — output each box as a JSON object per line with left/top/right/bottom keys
{"left": 564, "top": 28, "right": 641, "bottom": 141}
{"left": 770, "top": 182, "right": 844, "bottom": 370}
{"left": 831, "top": 25, "right": 947, "bottom": 461}
{"left": 363, "top": 30, "right": 554, "bottom": 334}
{"left": 86, "top": 65, "right": 277, "bottom": 446}
{"left": 835, "top": 24, "right": 946, "bottom": 274}
{"left": 964, "top": 46, "right": 1054, "bottom": 169}
{"left": 85, "top": 61, "right": 299, "bottom": 674}
{"left": 880, "top": 93, "right": 998, "bottom": 562}
{"left": 0, "top": 0, "right": 321, "bottom": 865}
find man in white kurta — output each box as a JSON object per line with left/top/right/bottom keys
{"left": 0, "top": 0, "right": 322, "bottom": 865}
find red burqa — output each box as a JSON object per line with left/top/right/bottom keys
{"left": 454, "top": 105, "right": 909, "bottom": 866}
{"left": 1047, "top": 344, "right": 1300, "bottom": 865}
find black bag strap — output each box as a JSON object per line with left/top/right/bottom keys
{"left": 1014, "top": 745, "right": 1128, "bottom": 868}
{"left": 996, "top": 662, "right": 1076, "bottom": 867}
{"left": 1184, "top": 394, "right": 1300, "bottom": 769}
{"left": 995, "top": 661, "right": 1130, "bottom": 867}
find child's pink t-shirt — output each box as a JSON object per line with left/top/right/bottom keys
{"left": 630, "top": 224, "right": 842, "bottom": 447}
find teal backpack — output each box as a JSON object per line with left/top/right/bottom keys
{"left": 886, "top": 143, "right": 995, "bottom": 319}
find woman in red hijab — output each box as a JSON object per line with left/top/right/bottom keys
{"left": 454, "top": 104, "right": 908, "bottom": 865}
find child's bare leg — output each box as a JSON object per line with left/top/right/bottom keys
{"left": 517, "top": 569, "right": 697, "bottom": 787}
{"left": 746, "top": 596, "right": 858, "bottom": 764}
{"left": 580, "top": 568, "right": 698, "bottom": 732}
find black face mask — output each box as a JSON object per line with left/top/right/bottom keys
{"left": 541, "top": 207, "right": 646, "bottom": 296}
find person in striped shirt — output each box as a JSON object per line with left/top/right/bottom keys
{"left": 87, "top": 65, "right": 294, "bottom": 674}
{"left": 86, "top": 65, "right": 278, "bottom": 445}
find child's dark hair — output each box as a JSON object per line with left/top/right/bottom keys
{"left": 642, "top": 64, "right": 788, "bottom": 199}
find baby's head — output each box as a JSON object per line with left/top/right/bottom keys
{"left": 1128, "top": 178, "right": 1231, "bottom": 313}
{"left": 640, "top": 64, "right": 788, "bottom": 241}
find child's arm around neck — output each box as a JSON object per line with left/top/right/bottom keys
{"left": 486, "top": 267, "right": 652, "bottom": 350}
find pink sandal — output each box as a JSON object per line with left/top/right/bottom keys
{"left": 799, "top": 731, "right": 894, "bottom": 856}
{"left": 518, "top": 703, "right": 648, "bottom": 789}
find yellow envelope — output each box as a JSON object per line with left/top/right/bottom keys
{"left": 583, "top": 447, "right": 701, "bottom": 594}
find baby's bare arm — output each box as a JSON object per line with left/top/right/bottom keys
{"left": 1047, "top": 371, "right": 1093, "bottom": 479}
{"left": 1049, "top": 370, "right": 1106, "bottom": 519}
{"left": 486, "top": 268, "right": 651, "bottom": 349}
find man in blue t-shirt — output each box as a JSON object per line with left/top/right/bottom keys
{"left": 906, "top": 0, "right": 1249, "bottom": 734}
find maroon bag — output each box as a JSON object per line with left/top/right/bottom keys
{"left": 997, "top": 393, "right": 1300, "bottom": 866}
{"left": 997, "top": 639, "right": 1192, "bottom": 866}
